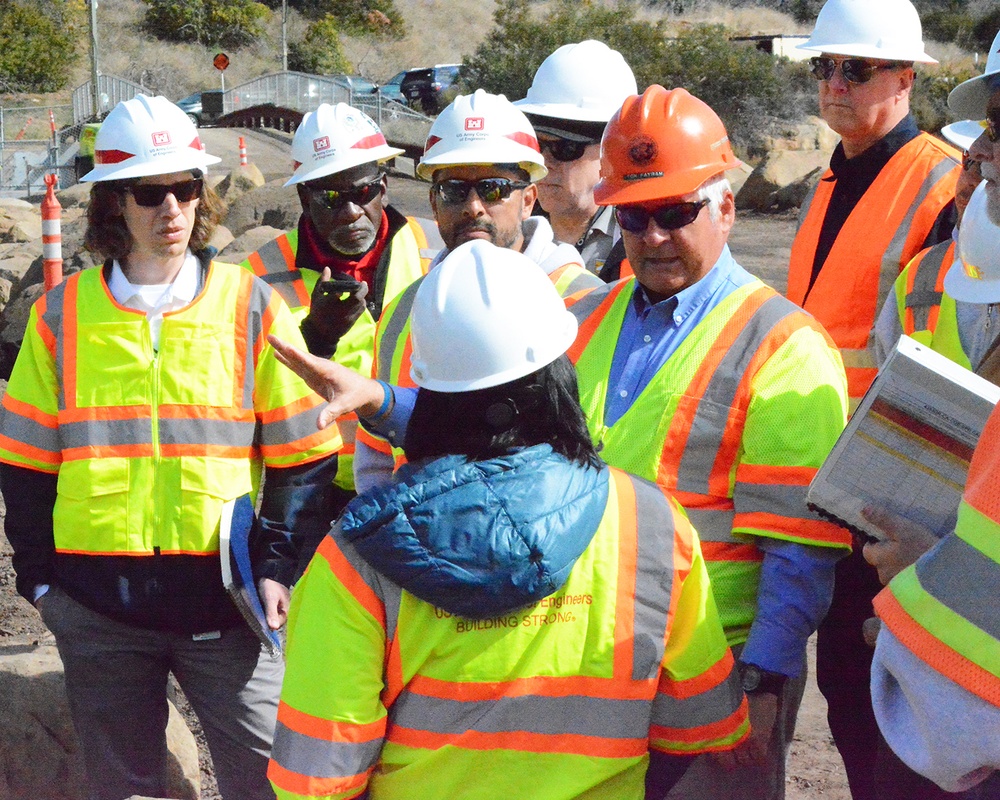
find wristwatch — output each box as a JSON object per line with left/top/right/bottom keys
{"left": 738, "top": 662, "right": 787, "bottom": 696}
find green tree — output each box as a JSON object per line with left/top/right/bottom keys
{"left": 142, "top": 0, "right": 269, "bottom": 49}
{"left": 288, "top": 15, "right": 352, "bottom": 75}
{"left": 0, "top": 0, "right": 81, "bottom": 92}
{"left": 462, "top": 0, "right": 666, "bottom": 105}
{"left": 293, "top": 0, "right": 405, "bottom": 38}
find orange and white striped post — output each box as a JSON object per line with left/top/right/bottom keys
{"left": 41, "top": 174, "right": 63, "bottom": 291}
{"left": 48, "top": 109, "right": 56, "bottom": 143}
{"left": 238, "top": 135, "right": 248, "bottom": 167}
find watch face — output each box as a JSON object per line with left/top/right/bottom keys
{"left": 740, "top": 665, "right": 761, "bottom": 692}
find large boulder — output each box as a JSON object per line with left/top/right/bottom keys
{"left": 761, "top": 115, "right": 839, "bottom": 153}
{"left": 218, "top": 225, "right": 286, "bottom": 266}
{"left": 0, "top": 638, "right": 200, "bottom": 800}
{"left": 736, "top": 150, "right": 831, "bottom": 212}
{"left": 55, "top": 182, "right": 93, "bottom": 210}
{"left": 0, "top": 210, "right": 41, "bottom": 244}
{"left": 207, "top": 224, "right": 235, "bottom": 255}
{"left": 214, "top": 164, "right": 266, "bottom": 205}
{"left": 222, "top": 183, "right": 300, "bottom": 238}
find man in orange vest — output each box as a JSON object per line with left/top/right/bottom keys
{"left": 569, "top": 85, "right": 850, "bottom": 800}
{"left": 788, "top": 2, "right": 961, "bottom": 796}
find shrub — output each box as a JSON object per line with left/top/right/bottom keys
{"left": 911, "top": 61, "right": 980, "bottom": 137}
{"left": 288, "top": 15, "right": 352, "bottom": 74}
{"left": 0, "top": 0, "right": 82, "bottom": 92}
{"left": 142, "top": 0, "right": 270, "bottom": 49}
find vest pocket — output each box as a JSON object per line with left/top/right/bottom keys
{"left": 180, "top": 457, "right": 255, "bottom": 550}
{"left": 54, "top": 458, "right": 131, "bottom": 553}
{"left": 157, "top": 321, "right": 236, "bottom": 407}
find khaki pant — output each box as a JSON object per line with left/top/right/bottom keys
{"left": 38, "top": 586, "right": 283, "bottom": 800}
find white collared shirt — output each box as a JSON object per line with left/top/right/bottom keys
{"left": 108, "top": 252, "right": 200, "bottom": 349}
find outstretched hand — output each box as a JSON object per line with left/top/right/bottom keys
{"left": 268, "top": 334, "right": 385, "bottom": 429}
{"left": 861, "top": 506, "right": 939, "bottom": 585}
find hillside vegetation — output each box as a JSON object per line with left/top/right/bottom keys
{"left": 0, "top": 0, "right": 991, "bottom": 155}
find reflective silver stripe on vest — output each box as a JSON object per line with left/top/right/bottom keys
{"left": 376, "top": 280, "right": 422, "bottom": 382}
{"left": 245, "top": 279, "right": 271, "bottom": 409}
{"left": 252, "top": 235, "right": 302, "bottom": 308}
{"left": 260, "top": 403, "right": 328, "bottom": 448}
{"left": 158, "top": 418, "right": 256, "bottom": 448}
{"left": 880, "top": 156, "right": 958, "bottom": 305}
{"left": 409, "top": 216, "right": 444, "bottom": 260}
{"left": 271, "top": 720, "right": 382, "bottom": 781}
{"left": 42, "top": 282, "right": 71, "bottom": 413}
{"left": 674, "top": 293, "right": 797, "bottom": 497}
{"left": 59, "top": 418, "right": 153, "bottom": 450}
{"left": 796, "top": 177, "right": 824, "bottom": 228}
{"left": 915, "top": 533, "right": 1000, "bottom": 640}
{"left": 651, "top": 668, "right": 745, "bottom": 730}
{"left": 389, "top": 691, "right": 651, "bottom": 739}
{"left": 562, "top": 269, "right": 602, "bottom": 296}
{"left": 733, "top": 482, "right": 813, "bottom": 524}
{"left": 684, "top": 508, "right": 737, "bottom": 543}
{"left": 0, "top": 408, "right": 61, "bottom": 454}
{"left": 905, "top": 240, "right": 951, "bottom": 332}
{"left": 630, "top": 474, "right": 676, "bottom": 680}
{"left": 568, "top": 281, "right": 616, "bottom": 325}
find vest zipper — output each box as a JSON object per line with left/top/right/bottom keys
{"left": 149, "top": 329, "right": 162, "bottom": 558}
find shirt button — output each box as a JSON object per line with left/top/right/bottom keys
{"left": 643, "top": 335, "right": 651, "bottom": 343}
{"left": 674, "top": 315, "right": 683, "bottom": 324}
{"left": 619, "top": 390, "right": 628, "bottom": 398}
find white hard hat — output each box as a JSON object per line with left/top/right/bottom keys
{"left": 944, "top": 182, "right": 1000, "bottom": 303}
{"left": 941, "top": 120, "right": 984, "bottom": 152}
{"left": 948, "top": 29, "right": 1000, "bottom": 120}
{"left": 416, "top": 89, "right": 547, "bottom": 182}
{"left": 409, "top": 240, "right": 578, "bottom": 392}
{"left": 513, "top": 40, "right": 638, "bottom": 124}
{"left": 796, "top": 0, "right": 936, "bottom": 63}
{"left": 81, "top": 95, "right": 220, "bottom": 182}
{"left": 285, "top": 103, "right": 403, "bottom": 186}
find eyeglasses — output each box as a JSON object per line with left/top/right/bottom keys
{"left": 432, "top": 178, "right": 530, "bottom": 205}
{"left": 962, "top": 151, "right": 981, "bottom": 172}
{"left": 127, "top": 179, "right": 203, "bottom": 207}
{"left": 308, "top": 177, "right": 382, "bottom": 210}
{"left": 615, "top": 199, "right": 709, "bottom": 233}
{"left": 809, "top": 57, "right": 896, "bottom": 85}
{"left": 538, "top": 138, "right": 590, "bottom": 163}
{"left": 983, "top": 109, "right": 1000, "bottom": 144}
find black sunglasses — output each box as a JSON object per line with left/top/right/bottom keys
{"left": 985, "top": 109, "right": 1000, "bottom": 144}
{"left": 127, "top": 179, "right": 203, "bottom": 207}
{"left": 615, "top": 199, "right": 708, "bottom": 233}
{"left": 308, "top": 177, "right": 382, "bottom": 210}
{"left": 539, "top": 138, "right": 590, "bottom": 163}
{"left": 809, "top": 57, "right": 896, "bottom": 85}
{"left": 433, "top": 178, "right": 530, "bottom": 205}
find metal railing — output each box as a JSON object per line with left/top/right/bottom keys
{"left": 0, "top": 105, "right": 77, "bottom": 196}
{"left": 72, "top": 75, "right": 145, "bottom": 124}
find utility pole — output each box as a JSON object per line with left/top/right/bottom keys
{"left": 281, "top": 0, "right": 288, "bottom": 71}
{"left": 89, "top": 0, "right": 100, "bottom": 119}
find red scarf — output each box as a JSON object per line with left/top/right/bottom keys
{"left": 296, "top": 212, "right": 390, "bottom": 286}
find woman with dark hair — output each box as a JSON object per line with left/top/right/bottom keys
{"left": 267, "top": 240, "right": 749, "bottom": 800}
{"left": 0, "top": 95, "right": 341, "bottom": 800}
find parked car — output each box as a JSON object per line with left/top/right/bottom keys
{"left": 374, "top": 71, "right": 408, "bottom": 104}
{"left": 333, "top": 74, "right": 377, "bottom": 97}
{"left": 399, "top": 64, "right": 463, "bottom": 115}
{"left": 176, "top": 92, "right": 203, "bottom": 126}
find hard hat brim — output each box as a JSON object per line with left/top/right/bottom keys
{"left": 513, "top": 100, "right": 617, "bottom": 125}
{"left": 284, "top": 145, "right": 404, "bottom": 187}
{"left": 943, "top": 256, "right": 1000, "bottom": 304}
{"left": 80, "top": 151, "right": 221, "bottom": 182}
{"left": 593, "top": 161, "right": 742, "bottom": 207}
{"left": 941, "top": 120, "right": 984, "bottom": 151}
{"left": 948, "top": 73, "right": 1000, "bottom": 122}
{"left": 794, "top": 40, "right": 937, "bottom": 63}
{"left": 416, "top": 151, "right": 547, "bottom": 182}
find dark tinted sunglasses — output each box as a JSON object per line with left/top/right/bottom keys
{"left": 308, "top": 177, "right": 382, "bottom": 210}
{"left": 539, "top": 137, "right": 590, "bottom": 163}
{"left": 433, "top": 178, "right": 530, "bottom": 205}
{"left": 615, "top": 199, "right": 708, "bottom": 233}
{"left": 809, "top": 57, "right": 895, "bottom": 85}
{"left": 985, "top": 109, "right": 1000, "bottom": 144}
{"left": 127, "top": 179, "right": 202, "bottom": 207}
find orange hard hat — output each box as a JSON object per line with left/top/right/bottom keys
{"left": 594, "top": 85, "right": 741, "bottom": 206}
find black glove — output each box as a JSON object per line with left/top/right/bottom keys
{"left": 300, "top": 269, "right": 369, "bottom": 357}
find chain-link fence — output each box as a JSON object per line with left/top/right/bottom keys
{"left": 0, "top": 105, "right": 77, "bottom": 197}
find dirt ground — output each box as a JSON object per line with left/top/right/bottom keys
{"left": 0, "top": 126, "right": 852, "bottom": 799}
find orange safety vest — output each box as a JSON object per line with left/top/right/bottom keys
{"left": 787, "top": 133, "right": 960, "bottom": 407}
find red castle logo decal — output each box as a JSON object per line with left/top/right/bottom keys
{"left": 313, "top": 136, "right": 331, "bottom": 152}
{"left": 151, "top": 131, "right": 171, "bottom": 146}
{"left": 465, "top": 117, "right": 485, "bottom": 131}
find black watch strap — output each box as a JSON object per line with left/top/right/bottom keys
{"left": 738, "top": 662, "right": 788, "bottom": 695}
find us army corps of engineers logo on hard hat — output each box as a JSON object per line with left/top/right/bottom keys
{"left": 624, "top": 135, "right": 663, "bottom": 181}
{"left": 456, "top": 116, "right": 488, "bottom": 143}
